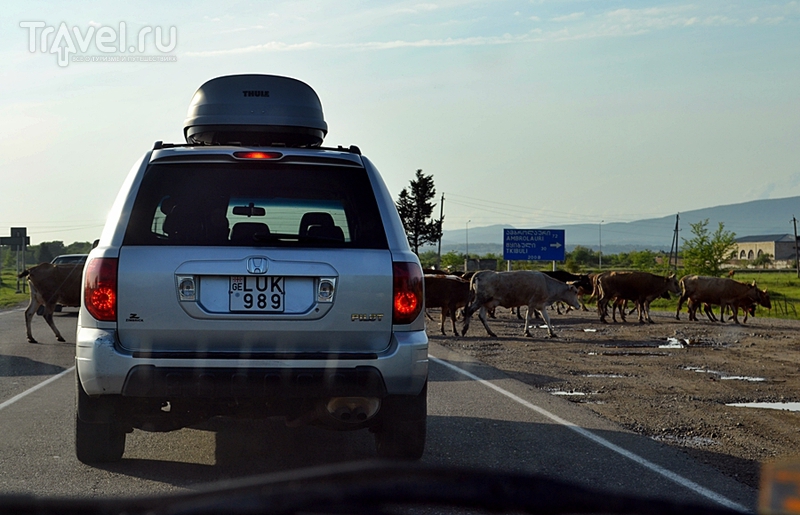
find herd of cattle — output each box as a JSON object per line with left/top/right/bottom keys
{"left": 425, "top": 269, "right": 772, "bottom": 338}
{"left": 14, "top": 262, "right": 772, "bottom": 343}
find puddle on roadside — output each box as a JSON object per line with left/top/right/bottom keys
{"left": 726, "top": 402, "right": 800, "bottom": 412}
{"left": 550, "top": 391, "right": 586, "bottom": 396}
{"left": 658, "top": 337, "right": 725, "bottom": 349}
{"left": 583, "top": 374, "right": 626, "bottom": 378}
{"left": 682, "top": 366, "right": 766, "bottom": 382}
{"left": 659, "top": 338, "right": 686, "bottom": 349}
{"left": 598, "top": 351, "right": 670, "bottom": 357}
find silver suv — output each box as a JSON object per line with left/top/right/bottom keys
{"left": 75, "top": 75, "right": 428, "bottom": 463}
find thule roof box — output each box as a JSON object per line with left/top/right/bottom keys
{"left": 183, "top": 74, "right": 328, "bottom": 147}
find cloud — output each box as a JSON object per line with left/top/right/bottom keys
{"left": 183, "top": 3, "right": 796, "bottom": 58}
{"left": 218, "top": 25, "right": 266, "bottom": 34}
{"left": 394, "top": 3, "right": 439, "bottom": 14}
{"left": 551, "top": 12, "right": 584, "bottom": 22}
{"left": 185, "top": 33, "right": 539, "bottom": 57}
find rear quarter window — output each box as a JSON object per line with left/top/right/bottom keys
{"left": 122, "top": 162, "right": 388, "bottom": 249}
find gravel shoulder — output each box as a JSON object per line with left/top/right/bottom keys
{"left": 430, "top": 307, "right": 800, "bottom": 489}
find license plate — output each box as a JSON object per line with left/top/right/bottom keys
{"left": 229, "top": 276, "right": 285, "bottom": 312}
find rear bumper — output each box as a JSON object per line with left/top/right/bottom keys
{"left": 76, "top": 327, "right": 428, "bottom": 398}
{"left": 121, "top": 365, "right": 387, "bottom": 398}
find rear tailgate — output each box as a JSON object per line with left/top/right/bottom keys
{"left": 115, "top": 247, "right": 394, "bottom": 356}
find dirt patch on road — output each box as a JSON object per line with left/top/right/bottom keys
{"left": 431, "top": 308, "right": 800, "bottom": 489}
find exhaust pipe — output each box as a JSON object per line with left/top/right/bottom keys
{"left": 326, "top": 397, "right": 380, "bottom": 423}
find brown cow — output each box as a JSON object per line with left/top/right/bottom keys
{"left": 676, "top": 275, "right": 770, "bottom": 324}
{"left": 461, "top": 270, "right": 580, "bottom": 338}
{"left": 424, "top": 274, "right": 470, "bottom": 336}
{"left": 18, "top": 263, "right": 83, "bottom": 343}
{"left": 688, "top": 298, "right": 757, "bottom": 323}
{"left": 596, "top": 271, "right": 680, "bottom": 324}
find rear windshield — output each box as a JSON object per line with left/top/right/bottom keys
{"left": 123, "top": 162, "right": 388, "bottom": 249}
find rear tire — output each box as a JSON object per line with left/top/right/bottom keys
{"left": 374, "top": 382, "right": 427, "bottom": 460}
{"left": 75, "top": 376, "right": 125, "bottom": 463}
{"left": 75, "top": 417, "right": 125, "bottom": 463}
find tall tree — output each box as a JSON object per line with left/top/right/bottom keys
{"left": 35, "top": 241, "right": 66, "bottom": 264}
{"left": 396, "top": 169, "right": 443, "bottom": 254}
{"left": 681, "top": 219, "right": 737, "bottom": 277}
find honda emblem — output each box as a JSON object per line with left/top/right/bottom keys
{"left": 246, "top": 257, "right": 268, "bottom": 274}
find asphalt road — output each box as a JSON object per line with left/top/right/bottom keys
{"left": 0, "top": 307, "right": 757, "bottom": 511}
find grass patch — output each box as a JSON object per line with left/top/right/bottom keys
{"left": 0, "top": 268, "right": 29, "bottom": 309}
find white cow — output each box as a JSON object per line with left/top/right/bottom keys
{"left": 461, "top": 270, "right": 581, "bottom": 338}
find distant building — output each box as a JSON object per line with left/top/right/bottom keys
{"left": 733, "top": 234, "right": 798, "bottom": 268}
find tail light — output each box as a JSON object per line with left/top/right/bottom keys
{"left": 392, "top": 262, "right": 423, "bottom": 325}
{"left": 84, "top": 258, "right": 118, "bottom": 322}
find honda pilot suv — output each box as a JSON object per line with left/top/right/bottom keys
{"left": 75, "top": 74, "right": 428, "bottom": 463}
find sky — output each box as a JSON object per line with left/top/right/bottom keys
{"left": 1, "top": 1, "right": 798, "bottom": 245}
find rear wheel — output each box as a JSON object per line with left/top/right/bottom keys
{"left": 75, "top": 376, "right": 126, "bottom": 463}
{"left": 374, "top": 382, "right": 427, "bottom": 460}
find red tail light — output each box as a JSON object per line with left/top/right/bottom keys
{"left": 233, "top": 151, "right": 283, "bottom": 160}
{"left": 393, "top": 262, "right": 423, "bottom": 325}
{"left": 84, "top": 258, "right": 118, "bottom": 322}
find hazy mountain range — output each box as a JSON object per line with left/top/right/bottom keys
{"left": 432, "top": 196, "right": 800, "bottom": 255}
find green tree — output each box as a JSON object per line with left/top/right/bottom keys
{"left": 417, "top": 250, "right": 439, "bottom": 269}
{"left": 567, "top": 246, "right": 599, "bottom": 268}
{"left": 681, "top": 219, "right": 737, "bottom": 277}
{"left": 35, "top": 241, "right": 66, "bottom": 264}
{"left": 752, "top": 252, "right": 773, "bottom": 269}
{"left": 630, "top": 249, "right": 657, "bottom": 270}
{"left": 64, "top": 241, "right": 93, "bottom": 255}
{"left": 439, "top": 251, "right": 464, "bottom": 271}
{"left": 396, "top": 169, "right": 443, "bottom": 255}
{"left": 563, "top": 257, "right": 581, "bottom": 273}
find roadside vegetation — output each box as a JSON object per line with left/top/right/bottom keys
{"left": 0, "top": 268, "right": 28, "bottom": 309}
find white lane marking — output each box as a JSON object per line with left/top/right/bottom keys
{"left": 0, "top": 366, "right": 75, "bottom": 413}
{"left": 430, "top": 355, "right": 750, "bottom": 513}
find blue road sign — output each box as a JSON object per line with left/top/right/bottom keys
{"left": 503, "top": 229, "right": 565, "bottom": 261}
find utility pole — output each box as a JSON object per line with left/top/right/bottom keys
{"left": 464, "top": 220, "right": 471, "bottom": 273}
{"left": 436, "top": 193, "right": 444, "bottom": 269}
{"left": 668, "top": 214, "right": 680, "bottom": 272}
{"left": 793, "top": 216, "right": 799, "bottom": 279}
{"left": 598, "top": 221, "right": 603, "bottom": 269}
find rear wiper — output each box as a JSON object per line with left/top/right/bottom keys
{"left": 252, "top": 233, "right": 343, "bottom": 243}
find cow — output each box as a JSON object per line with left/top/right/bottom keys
{"left": 676, "top": 275, "right": 770, "bottom": 325}
{"left": 460, "top": 270, "right": 581, "bottom": 338}
{"left": 18, "top": 263, "right": 83, "bottom": 343}
{"left": 424, "top": 274, "right": 470, "bottom": 336}
{"left": 595, "top": 271, "right": 680, "bottom": 324}
{"left": 543, "top": 271, "right": 593, "bottom": 313}
{"left": 688, "top": 298, "right": 757, "bottom": 323}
